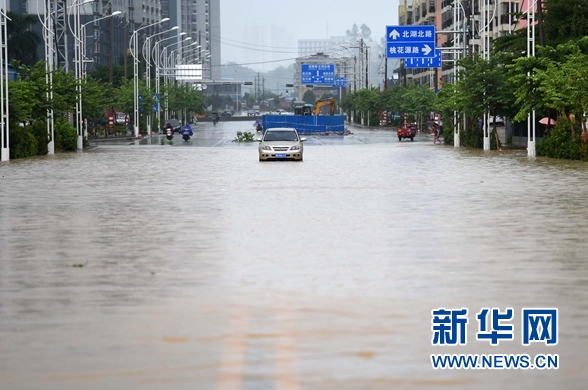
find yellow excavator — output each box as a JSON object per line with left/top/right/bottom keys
{"left": 313, "top": 97, "right": 336, "bottom": 116}
{"left": 294, "top": 98, "right": 336, "bottom": 116}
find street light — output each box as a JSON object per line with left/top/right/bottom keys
{"left": 142, "top": 26, "right": 178, "bottom": 135}
{"left": 152, "top": 32, "right": 185, "bottom": 130}
{"left": 130, "top": 17, "right": 170, "bottom": 137}
{"left": 160, "top": 36, "right": 192, "bottom": 121}
{"left": 339, "top": 45, "right": 358, "bottom": 92}
{"left": 0, "top": 7, "right": 11, "bottom": 161}
{"left": 68, "top": 0, "right": 93, "bottom": 149}
{"left": 81, "top": 11, "right": 122, "bottom": 78}
{"left": 76, "top": 10, "right": 121, "bottom": 141}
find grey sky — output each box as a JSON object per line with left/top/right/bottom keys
{"left": 220, "top": 0, "right": 399, "bottom": 71}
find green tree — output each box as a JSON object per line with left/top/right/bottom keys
{"left": 360, "top": 24, "right": 371, "bottom": 40}
{"left": 302, "top": 90, "right": 316, "bottom": 105}
{"left": 532, "top": 40, "right": 588, "bottom": 138}
{"left": 224, "top": 94, "right": 234, "bottom": 110}
{"left": 82, "top": 76, "right": 111, "bottom": 124}
{"left": 346, "top": 24, "right": 359, "bottom": 41}
{"left": 543, "top": 0, "right": 588, "bottom": 47}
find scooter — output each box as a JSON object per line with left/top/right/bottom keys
{"left": 166, "top": 129, "right": 174, "bottom": 142}
{"left": 182, "top": 133, "right": 190, "bottom": 142}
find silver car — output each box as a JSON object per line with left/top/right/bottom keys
{"left": 257, "top": 127, "right": 306, "bottom": 161}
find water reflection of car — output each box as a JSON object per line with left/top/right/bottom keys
{"left": 163, "top": 119, "right": 181, "bottom": 133}
{"left": 257, "top": 127, "right": 305, "bottom": 161}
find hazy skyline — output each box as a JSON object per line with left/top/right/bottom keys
{"left": 220, "top": 0, "right": 400, "bottom": 71}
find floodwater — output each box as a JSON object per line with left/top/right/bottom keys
{"left": 1, "top": 120, "right": 587, "bottom": 389}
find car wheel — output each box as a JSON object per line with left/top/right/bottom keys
{"left": 410, "top": 137, "right": 414, "bottom": 141}
{"left": 398, "top": 137, "right": 402, "bottom": 141}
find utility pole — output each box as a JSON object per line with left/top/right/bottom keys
{"left": 124, "top": 18, "right": 128, "bottom": 80}
{"left": 384, "top": 57, "right": 387, "bottom": 89}
{"left": 365, "top": 43, "right": 369, "bottom": 89}
{"left": 109, "top": 5, "right": 114, "bottom": 84}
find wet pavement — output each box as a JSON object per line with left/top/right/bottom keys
{"left": 1, "top": 120, "right": 587, "bottom": 389}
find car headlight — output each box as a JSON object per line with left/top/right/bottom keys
{"left": 261, "top": 145, "right": 272, "bottom": 150}
{"left": 290, "top": 145, "right": 300, "bottom": 150}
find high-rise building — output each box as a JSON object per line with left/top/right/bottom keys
{"left": 8, "top": 0, "right": 220, "bottom": 80}
{"left": 166, "top": 0, "right": 221, "bottom": 80}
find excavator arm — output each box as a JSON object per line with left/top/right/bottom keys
{"left": 313, "top": 98, "right": 336, "bottom": 116}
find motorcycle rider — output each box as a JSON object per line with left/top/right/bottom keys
{"left": 165, "top": 123, "right": 174, "bottom": 141}
{"left": 180, "top": 124, "right": 193, "bottom": 141}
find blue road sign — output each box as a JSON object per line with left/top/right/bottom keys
{"left": 386, "top": 25, "right": 436, "bottom": 58}
{"left": 333, "top": 77, "right": 348, "bottom": 88}
{"left": 387, "top": 43, "right": 435, "bottom": 58}
{"left": 301, "top": 63, "right": 335, "bottom": 85}
{"left": 404, "top": 49, "right": 442, "bottom": 68}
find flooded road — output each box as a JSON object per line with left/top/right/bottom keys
{"left": 1, "top": 120, "right": 587, "bottom": 389}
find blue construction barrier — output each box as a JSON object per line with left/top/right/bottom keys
{"left": 262, "top": 115, "right": 344, "bottom": 135}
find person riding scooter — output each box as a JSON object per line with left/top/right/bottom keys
{"left": 165, "top": 123, "right": 174, "bottom": 141}
{"left": 180, "top": 124, "right": 193, "bottom": 141}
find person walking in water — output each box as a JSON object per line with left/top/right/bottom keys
{"left": 433, "top": 125, "right": 440, "bottom": 144}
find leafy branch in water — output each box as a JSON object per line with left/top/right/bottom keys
{"left": 233, "top": 131, "right": 255, "bottom": 142}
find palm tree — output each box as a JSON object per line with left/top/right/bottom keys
{"left": 7, "top": 12, "right": 42, "bottom": 66}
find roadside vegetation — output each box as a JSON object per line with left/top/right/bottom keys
{"left": 343, "top": 0, "right": 588, "bottom": 159}
{"left": 4, "top": 10, "right": 207, "bottom": 160}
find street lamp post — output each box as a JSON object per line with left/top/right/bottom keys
{"left": 81, "top": 11, "right": 121, "bottom": 78}
{"left": 152, "top": 32, "right": 185, "bottom": 132}
{"left": 78, "top": 11, "right": 121, "bottom": 141}
{"left": 40, "top": 0, "right": 55, "bottom": 155}
{"left": 160, "top": 40, "right": 184, "bottom": 121}
{"left": 129, "top": 17, "right": 169, "bottom": 137}
{"left": 526, "top": 0, "right": 536, "bottom": 157}
{"left": 0, "top": 5, "right": 10, "bottom": 161}
{"left": 66, "top": 0, "right": 94, "bottom": 150}
{"left": 160, "top": 37, "right": 192, "bottom": 121}
{"left": 142, "top": 26, "right": 178, "bottom": 136}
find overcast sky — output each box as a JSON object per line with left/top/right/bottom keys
{"left": 220, "top": 0, "right": 399, "bottom": 71}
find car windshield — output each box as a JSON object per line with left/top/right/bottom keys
{"left": 264, "top": 130, "right": 298, "bottom": 142}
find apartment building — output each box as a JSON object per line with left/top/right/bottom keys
{"left": 398, "top": 0, "right": 522, "bottom": 88}
{"left": 166, "top": 0, "right": 221, "bottom": 80}
{"left": 8, "top": 0, "right": 220, "bottom": 80}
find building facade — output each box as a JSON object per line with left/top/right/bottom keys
{"left": 166, "top": 0, "right": 220, "bottom": 80}
{"left": 8, "top": 0, "right": 220, "bottom": 80}
{"left": 397, "top": 0, "right": 524, "bottom": 88}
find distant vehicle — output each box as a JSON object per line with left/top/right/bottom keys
{"left": 115, "top": 112, "right": 127, "bottom": 124}
{"left": 276, "top": 109, "right": 287, "bottom": 114}
{"left": 221, "top": 110, "right": 233, "bottom": 117}
{"left": 247, "top": 109, "right": 259, "bottom": 116}
{"left": 397, "top": 123, "right": 416, "bottom": 141}
{"left": 294, "top": 104, "right": 314, "bottom": 116}
{"left": 257, "top": 127, "right": 305, "bottom": 161}
{"left": 163, "top": 119, "right": 181, "bottom": 133}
